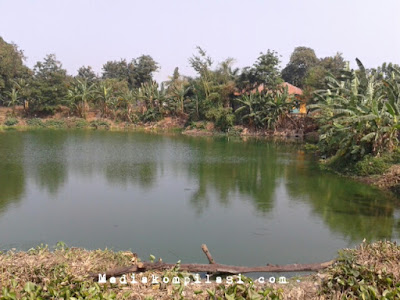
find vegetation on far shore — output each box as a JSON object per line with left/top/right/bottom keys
{"left": 1, "top": 36, "right": 400, "bottom": 190}
{"left": 0, "top": 241, "right": 399, "bottom": 299}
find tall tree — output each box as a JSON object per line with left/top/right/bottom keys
{"left": 281, "top": 46, "right": 318, "bottom": 88}
{"left": 305, "top": 53, "right": 346, "bottom": 90}
{"left": 132, "top": 55, "right": 158, "bottom": 88}
{"left": 188, "top": 47, "right": 237, "bottom": 125}
{"left": 101, "top": 56, "right": 158, "bottom": 89}
{"left": 76, "top": 65, "right": 98, "bottom": 84}
{"left": 29, "top": 54, "right": 70, "bottom": 114}
{"left": 0, "top": 37, "right": 31, "bottom": 104}
{"left": 102, "top": 59, "right": 133, "bottom": 86}
{"left": 237, "top": 50, "right": 282, "bottom": 93}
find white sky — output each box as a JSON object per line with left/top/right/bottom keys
{"left": 1, "top": 0, "right": 399, "bottom": 83}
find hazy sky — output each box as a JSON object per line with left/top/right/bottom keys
{"left": 1, "top": 0, "right": 399, "bottom": 83}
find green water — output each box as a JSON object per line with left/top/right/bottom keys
{"left": 0, "top": 130, "right": 399, "bottom": 268}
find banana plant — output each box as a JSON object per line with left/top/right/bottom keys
{"left": 170, "top": 83, "right": 191, "bottom": 114}
{"left": 235, "top": 93, "right": 266, "bottom": 129}
{"left": 118, "top": 90, "right": 139, "bottom": 122}
{"left": 264, "top": 87, "right": 294, "bottom": 129}
{"left": 67, "top": 79, "right": 95, "bottom": 119}
{"left": 309, "top": 60, "right": 400, "bottom": 160}
{"left": 95, "top": 81, "right": 115, "bottom": 118}
{"left": 3, "top": 87, "right": 20, "bottom": 116}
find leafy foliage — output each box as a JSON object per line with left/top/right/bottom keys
{"left": 0, "top": 37, "right": 31, "bottom": 103}
{"left": 238, "top": 50, "right": 282, "bottom": 93}
{"left": 235, "top": 86, "right": 295, "bottom": 130}
{"left": 4, "top": 117, "right": 18, "bottom": 126}
{"left": 205, "top": 107, "right": 235, "bottom": 132}
{"left": 101, "top": 56, "right": 158, "bottom": 89}
{"left": 77, "top": 65, "right": 98, "bottom": 85}
{"left": 67, "top": 78, "right": 95, "bottom": 118}
{"left": 281, "top": 46, "right": 318, "bottom": 88}
{"left": 29, "top": 54, "right": 70, "bottom": 114}
{"left": 321, "top": 249, "right": 400, "bottom": 299}
{"left": 309, "top": 60, "right": 400, "bottom": 163}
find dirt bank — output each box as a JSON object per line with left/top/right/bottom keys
{"left": 0, "top": 106, "right": 316, "bottom": 139}
{"left": 358, "top": 164, "right": 400, "bottom": 195}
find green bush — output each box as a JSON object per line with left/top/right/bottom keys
{"left": 321, "top": 250, "right": 400, "bottom": 299}
{"left": 90, "top": 120, "right": 110, "bottom": 130}
{"left": 1, "top": 274, "right": 118, "bottom": 300}
{"left": 140, "top": 108, "right": 162, "bottom": 123}
{"left": 45, "top": 119, "right": 66, "bottom": 129}
{"left": 73, "top": 118, "right": 89, "bottom": 129}
{"left": 354, "top": 155, "right": 390, "bottom": 176}
{"left": 304, "top": 143, "right": 319, "bottom": 152}
{"left": 205, "top": 107, "right": 235, "bottom": 132}
{"left": 187, "top": 121, "right": 206, "bottom": 130}
{"left": 26, "top": 118, "right": 45, "bottom": 127}
{"left": 4, "top": 117, "right": 19, "bottom": 126}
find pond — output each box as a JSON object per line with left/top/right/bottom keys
{"left": 0, "top": 130, "right": 399, "bottom": 270}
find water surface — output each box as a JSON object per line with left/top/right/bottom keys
{"left": 0, "top": 130, "right": 399, "bottom": 269}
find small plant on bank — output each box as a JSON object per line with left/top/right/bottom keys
{"left": 26, "top": 118, "right": 45, "bottom": 127}
{"left": 354, "top": 155, "right": 391, "bottom": 176}
{"left": 70, "top": 118, "right": 89, "bottom": 129}
{"left": 90, "top": 120, "right": 110, "bottom": 130}
{"left": 44, "top": 119, "right": 66, "bottom": 129}
{"left": 4, "top": 117, "right": 19, "bottom": 126}
{"left": 206, "top": 275, "right": 283, "bottom": 300}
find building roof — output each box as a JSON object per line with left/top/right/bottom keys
{"left": 281, "top": 82, "right": 303, "bottom": 95}
{"left": 234, "top": 82, "right": 303, "bottom": 96}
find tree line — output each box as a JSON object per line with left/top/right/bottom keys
{"left": 1, "top": 36, "right": 400, "bottom": 169}
{"left": 0, "top": 37, "right": 345, "bottom": 130}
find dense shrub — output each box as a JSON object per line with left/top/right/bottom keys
{"left": 354, "top": 155, "right": 390, "bottom": 176}
{"left": 205, "top": 107, "right": 235, "bottom": 132}
{"left": 310, "top": 61, "right": 400, "bottom": 163}
{"left": 320, "top": 243, "right": 400, "bottom": 299}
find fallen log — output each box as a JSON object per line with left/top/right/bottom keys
{"left": 89, "top": 244, "right": 334, "bottom": 279}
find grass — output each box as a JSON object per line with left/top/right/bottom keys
{"left": 23, "top": 118, "right": 110, "bottom": 130}
{"left": 0, "top": 241, "right": 399, "bottom": 299}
